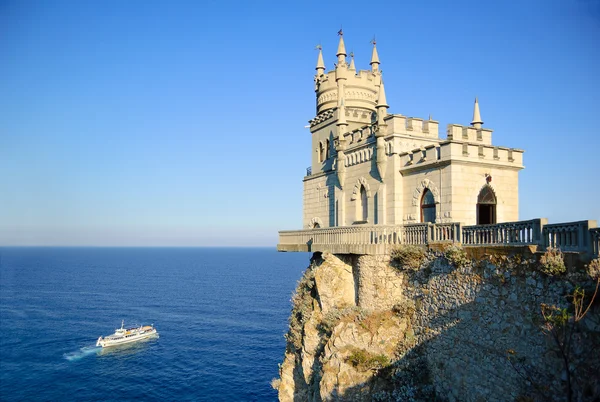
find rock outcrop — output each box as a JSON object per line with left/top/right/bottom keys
{"left": 275, "top": 249, "right": 600, "bottom": 401}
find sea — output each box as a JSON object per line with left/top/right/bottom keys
{"left": 0, "top": 247, "right": 309, "bottom": 401}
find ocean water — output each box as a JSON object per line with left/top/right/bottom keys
{"left": 0, "top": 247, "right": 308, "bottom": 401}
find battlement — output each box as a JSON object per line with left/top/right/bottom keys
{"left": 398, "top": 140, "right": 524, "bottom": 169}
{"left": 315, "top": 69, "right": 380, "bottom": 114}
{"left": 446, "top": 124, "right": 493, "bottom": 145}
{"left": 385, "top": 114, "right": 439, "bottom": 139}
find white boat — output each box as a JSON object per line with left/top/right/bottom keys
{"left": 96, "top": 320, "right": 158, "bottom": 348}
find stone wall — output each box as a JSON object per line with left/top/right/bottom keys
{"left": 275, "top": 250, "right": 600, "bottom": 401}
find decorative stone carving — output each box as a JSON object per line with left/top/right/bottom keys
{"left": 308, "top": 217, "right": 324, "bottom": 229}
{"left": 350, "top": 177, "right": 372, "bottom": 200}
{"left": 411, "top": 179, "right": 440, "bottom": 206}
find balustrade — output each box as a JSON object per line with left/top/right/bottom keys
{"left": 279, "top": 219, "right": 598, "bottom": 256}
{"left": 543, "top": 220, "right": 597, "bottom": 252}
{"left": 462, "top": 219, "right": 545, "bottom": 246}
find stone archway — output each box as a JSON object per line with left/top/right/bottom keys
{"left": 412, "top": 179, "right": 440, "bottom": 222}
{"left": 476, "top": 185, "right": 497, "bottom": 225}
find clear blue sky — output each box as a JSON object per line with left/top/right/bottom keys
{"left": 1, "top": 0, "right": 599, "bottom": 246}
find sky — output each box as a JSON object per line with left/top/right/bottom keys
{"left": 1, "top": 0, "right": 599, "bottom": 247}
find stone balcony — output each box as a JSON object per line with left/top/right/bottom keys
{"left": 278, "top": 219, "right": 599, "bottom": 257}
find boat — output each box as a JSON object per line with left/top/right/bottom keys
{"left": 96, "top": 320, "right": 158, "bottom": 348}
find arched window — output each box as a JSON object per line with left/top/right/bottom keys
{"left": 325, "top": 139, "right": 330, "bottom": 159}
{"left": 477, "top": 185, "right": 497, "bottom": 224}
{"left": 420, "top": 189, "right": 436, "bottom": 223}
{"left": 360, "top": 185, "right": 368, "bottom": 221}
{"left": 319, "top": 142, "right": 325, "bottom": 163}
{"left": 312, "top": 222, "right": 321, "bottom": 229}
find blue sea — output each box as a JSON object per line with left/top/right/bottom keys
{"left": 0, "top": 247, "right": 308, "bottom": 401}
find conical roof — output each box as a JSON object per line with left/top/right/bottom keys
{"left": 377, "top": 79, "right": 388, "bottom": 108}
{"left": 471, "top": 97, "right": 483, "bottom": 126}
{"left": 316, "top": 47, "right": 325, "bottom": 71}
{"left": 336, "top": 32, "right": 346, "bottom": 57}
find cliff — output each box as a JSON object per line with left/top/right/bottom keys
{"left": 274, "top": 247, "right": 600, "bottom": 401}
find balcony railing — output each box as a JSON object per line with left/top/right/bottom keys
{"left": 278, "top": 219, "right": 598, "bottom": 256}
{"left": 462, "top": 219, "right": 546, "bottom": 246}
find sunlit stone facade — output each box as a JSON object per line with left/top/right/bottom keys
{"left": 304, "top": 33, "right": 524, "bottom": 230}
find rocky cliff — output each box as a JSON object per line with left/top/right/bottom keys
{"left": 274, "top": 248, "right": 600, "bottom": 401}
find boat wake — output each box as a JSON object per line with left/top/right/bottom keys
{"left": 63, "top": 345, "right": 101, "bottom": 362}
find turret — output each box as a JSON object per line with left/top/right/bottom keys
{"left": 370, "top": 39, "right": 380, "bottom": 73}
{"left": 315, "top": 45, "right": 325, "bottom": 76}
{"left": 349, "top": 52, "right": 356, "bottom": 71}
{"left": 336, "top": 96, "right": 348, "bottom": 188}
{"left": 471, "top": 97, "right": 483, "bottom": 129}
{"left": 375, "top": 79, "right": 389, "bottom": 180}
{"left": 336, "top": 29, "right": 347, "bottom": 66}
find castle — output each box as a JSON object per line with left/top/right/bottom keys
{"left": 278, "top": 32, "right": 598, "bottom": 256}
{"left": 306, "top": 32, "right": 522, "bottom": 228}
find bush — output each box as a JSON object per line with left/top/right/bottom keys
{"left": 587, "top": 258, "right": 600, "bottom": 280}
{"left": 539, "top": 247, "right": 566, "bottom": 276}
{"left": 443, "top": 244, "right": 469, "bottom": 268}
{"left": 346, "top": 347, "right": 390, "bottom": 371}
{"left": 391, "top": 245, "right": 426, "bottom": 271}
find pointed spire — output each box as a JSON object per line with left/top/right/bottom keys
{"left": 376, "top": 79, "right": 388, "bottom": 109}
{"left": 370, "top": 37, "right": 380, "bottom": 72}
{"left": 336, "top": 29, "right": 346, "bottom": 64}
{"left": 471, "top": 97, "right": 483, "bottom": 128}
{"left": 315, "top": 45, "right": 325, "bottom": 75}
{"left": 349, "top": 52, "right": 356, "bottom": 71}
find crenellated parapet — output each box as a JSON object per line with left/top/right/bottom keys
{"left": 446, "top": 124, "right": 493, "bottom": 145}
{"left": 315, "top": 69, "right": 380, "bottom": 114}
{"left": 398, "top": 140, "right": 524, "bottom": 169}
{"left": 384, "top": 115, "right": 440, "bottom": 139}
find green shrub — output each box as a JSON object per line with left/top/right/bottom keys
{"left": 391, "top": 245, "right": 426, "bottom": 271}
{"left": 444, "top": 244, "right": 469, "bottom": 268}
{"left": 539, "top": 247, "right": 566, "bottom": 276}
{"left": 346, "top": 347, "right": 390, "bottom": 371}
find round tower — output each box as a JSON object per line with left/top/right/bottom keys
{"left": 314, "top": 33, "right": 382, "bottom": 115}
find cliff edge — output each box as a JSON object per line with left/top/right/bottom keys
{"left": 274, "top": 248, "right": 600, "bottom": 401}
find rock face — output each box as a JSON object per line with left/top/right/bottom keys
{"left": 275, "top": 250, "right": 600, "bottom": 402}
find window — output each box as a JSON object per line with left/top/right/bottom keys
{"left": 360, "top": 185, "right": 368, "bottom": 221}
{"left": 326, "top": 139, "right": 330, "bottom": 159}
{"left": 319, "top": 142, "right": 325, "bottom": 162}
{"left": 420, "top": 189, "right": 436, "bottom": 223}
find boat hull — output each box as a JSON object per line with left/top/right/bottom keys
{"left": 96, "top": 329, "right": 158, "bottom": 348}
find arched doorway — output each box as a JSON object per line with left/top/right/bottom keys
{"left": 477, "top": 185, "right": 497, "bottom": 224}
{"left": 420, "top": 189, "right": 436, "bottom": 223}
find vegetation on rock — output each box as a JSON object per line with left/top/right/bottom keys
{"left": 442, "top": 244, "right": 470, "bottom": 268}
{"left": 346, "top": 347, "right": 391, "bottom": 371}
{"left": 390, "top": 245, "right": 426, "bottom": 271}
{"left": 539, "top": 247, "right": 566, "bottom": 276}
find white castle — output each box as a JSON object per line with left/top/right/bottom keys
{"left": 304, "top": 32, "right": 523, "bottom": 230}
{"left": 278, "top": 32, "right": 598, "bottom": 257}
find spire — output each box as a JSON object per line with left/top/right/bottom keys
{"left": 471, "top": 97, "right": 483, "bottom": 128}
{"left": 336, "top": 29, "right": 346, "bottom": 64}
{"left": 370, "top": 37, "right": 380, "bottom": 72}
{"left": 315, "top": 45, "right": 325, "bottom": 75}
{"left": 349, "top": 52, "right": 356, "bottom": 71}
{"left": 376, "top": 79, "right": 388, "bottom": 109}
